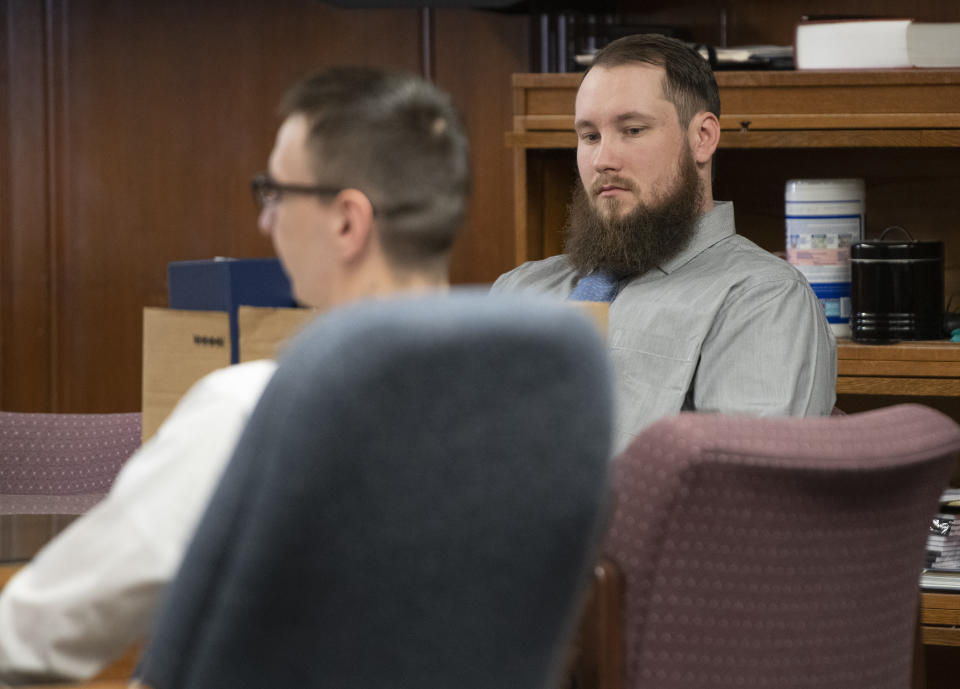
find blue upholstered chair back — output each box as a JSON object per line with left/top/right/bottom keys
{"left": 136, "top": 292, "right": 614, "bottom": 689}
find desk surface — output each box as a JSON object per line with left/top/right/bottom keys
{"left": 837, "top": 339, "right": 960, "bottom": 396}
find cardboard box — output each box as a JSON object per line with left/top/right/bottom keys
{"left": 238, "top": 305, "right": 318, "bottom": 362}
{"left": 141, "top": 306, "right": 316, "bottom": 442}
{"left": 167, "top": 258, "right": 296, "bottom": 364}
{"left": 142, "top": 308, "right": 231, "bottom": 441}
{"left": 140, "top": 299, "right": 602, "bottom": 443}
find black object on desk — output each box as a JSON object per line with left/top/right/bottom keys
{"left": 850, "top": 230, "right": 944, "bottom": 344}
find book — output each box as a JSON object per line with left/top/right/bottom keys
{"left": 795, "top": 19, "right": 960, "bottom": 69}
{"left": 925, "top": 513, "right": 960, "bottom": 568}
{"left": 921, "top": 568, "right": 960, "bottom": 591}
{"left": 908, "top": 22, "right": 960, "bottom": 68}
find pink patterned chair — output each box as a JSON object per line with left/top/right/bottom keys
{"left": 605, "top": 404, "right": 960, "bottom": 689}
{"left": 0, "top": 411, "right": 141, "bottom": 515}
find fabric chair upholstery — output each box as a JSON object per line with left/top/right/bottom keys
{"left": 0, "top": 411, "right": 141, "bottom": 515}
{"left": 135, "top": 292, "right": 615, "bottom": 689}
{"left": 606, "top": 405, "right": 960, "bottom": 689}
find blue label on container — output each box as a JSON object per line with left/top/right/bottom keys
{"left": 810, "top": 282, "right": 850, "bottom": 299}
{"left": 809, "top": 281, "right": 850, "bottom": 324}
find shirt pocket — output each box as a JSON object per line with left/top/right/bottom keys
{"left": 608, "top": 329, "right": 698, "bottom": 442}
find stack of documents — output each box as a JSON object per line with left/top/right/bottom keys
{"left": 921, "top": 490, "right": 960, "bottom": 590}
{"left": 926, "top": 512, "right": 960, "bottom": 569}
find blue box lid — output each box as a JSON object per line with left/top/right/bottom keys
{"left": 168, "top": 257, "right": 296, "bottom": 363}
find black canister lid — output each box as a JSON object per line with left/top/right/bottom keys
{"left": 850, "top": 240, "right": 943, "bottom": 261}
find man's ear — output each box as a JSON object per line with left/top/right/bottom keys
{"left": 333, "top": 189, "right": 376, "bottom": 263}
{"left": 689, "top": 111, "right": 721, "bottom": 165}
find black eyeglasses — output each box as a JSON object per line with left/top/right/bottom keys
{"left": 250, "top": 171, "right": 342, "bottom": 210}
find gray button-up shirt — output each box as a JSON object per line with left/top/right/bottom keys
{"left": 492, "top": 201, "right": 837, "bottom": 453}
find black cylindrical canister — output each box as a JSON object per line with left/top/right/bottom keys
{"left": 850, "top": 239, "right": 944, "bottom": 343}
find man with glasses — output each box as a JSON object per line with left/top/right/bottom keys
{"left": 0, "top": 67, "right": 469, "bottom": 684}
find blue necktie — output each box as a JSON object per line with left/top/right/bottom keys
{"left": 568, "top": 270, "right": 621, "bottom": 303}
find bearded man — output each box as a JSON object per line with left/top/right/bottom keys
{"left": 492, "top": 34, "right": 837, "bottom": 453}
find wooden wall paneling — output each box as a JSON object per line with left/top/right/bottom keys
{"left": 433, "top": 8, "right": 529, "bottom": 285}
{"left": 40, "top": 0, "right": 421, "bottom": 413}
{"left": 1, "top": 1, "right": 8, "bottom": 411}
{"left": 0, "top": 0, "right": 53, "bottom": 412}
{"left": 513, "top": 142, "right": 531, "bottom": 265}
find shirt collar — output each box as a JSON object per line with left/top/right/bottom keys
{"left": 655, "top": 200, "right": 736, "bottom": 275}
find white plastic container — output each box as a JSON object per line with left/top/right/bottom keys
{"left": 785, "top": 179, "right": 866, "bottom": 338}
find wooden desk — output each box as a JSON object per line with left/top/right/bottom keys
{"left": 838, "top": 340, "right": 960, "bottom": 397}
{"left": 922, "top": 591, "right": 960, "bottom": 646}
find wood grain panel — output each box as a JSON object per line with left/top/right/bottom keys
{"left": 39, "top": 0, "right": 420, "bottom": 412}
{"left": 721, "top": 84, "right": 960, "bottom": 117}
{"left": 540, "top": 151, "right": 578, "bottom": 259}
{"left": 922, "top": 628, "right": 960, "bottom": 647}
{"left": 836, "top": 377, "right": 960, "bottom": 397}
{"left": 516, "top": 148, "right": 535, "bottom": 265}
{"left": 923, "top": 608, "right": 960, "bottom": 626}
{"left": 519, "top": 149, "right": 579, "bottom": 263}
{"left": 839, "top": 341, "right": 960, "bottom": 363}
{"left": 840, "top": 361, "right": 960, "bottom": 377}
{"left": 720, "top": 130, "right": 960, "bottom": 148}
{"left": 1, "top": 1, "right": 53, "bottom": 412}
{"left": 923, "top": 592, "right": 960, "bottom": 618}
{"left": 433, "top": 9, "right": 529, "bottom": 285}
{"left": 507, "top": 131, "right": 578, "bottom": 148}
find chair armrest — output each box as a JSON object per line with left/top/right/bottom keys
{"left": 563, "top": 558, "right": 624, "bottom": 689}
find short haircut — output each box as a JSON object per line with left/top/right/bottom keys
{"left": 280, "top": 67, "right": 470, "bottom": 270}
{"left": 586, "top": 34, "right": 720, "bottom": 127}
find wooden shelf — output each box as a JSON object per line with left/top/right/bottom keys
{"left": 838, "top": 340, "right": 960, "bottom": 396}
{"left": 512, "top": 70, "right": 960, "bottom": 146}
{"left": 509, "top": 69, "right": 960, "bottom": 263}
{"left": 922, "top": 591, "right": 960, "bottom": 647}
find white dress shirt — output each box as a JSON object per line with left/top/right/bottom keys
{"left": 0, "top": 360, "right": 277, "bottom": 684}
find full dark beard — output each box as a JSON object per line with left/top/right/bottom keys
{"left": 563, "top": 148, "right": 703, "bottom": 278}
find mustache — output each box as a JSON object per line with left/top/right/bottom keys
{"left": 589, "top": 175, "right": 636, "bottom": 196}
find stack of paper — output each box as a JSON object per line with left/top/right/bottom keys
{"left": 926, "top": 512, "right": 960, "bottom": 569}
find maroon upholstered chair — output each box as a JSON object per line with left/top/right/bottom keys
{"left": 0, "top": 411, "right": 141, "bottom": 515}
{"left": 605, "top": 404, "right": 960, "bottom": 689}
